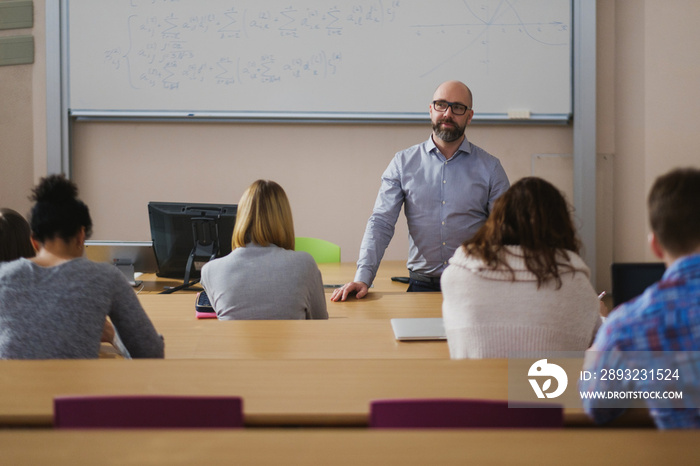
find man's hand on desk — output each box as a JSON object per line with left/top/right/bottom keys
{"left": 330, "top": 281, "right": 369, "bottom": 302}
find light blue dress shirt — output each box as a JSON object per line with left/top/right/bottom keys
{"left": 354, "top": 135, "right": 510, "bottom": 286}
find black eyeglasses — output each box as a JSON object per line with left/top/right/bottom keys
{"left": 432, "top": 100, "right": 471, "bottom": 115}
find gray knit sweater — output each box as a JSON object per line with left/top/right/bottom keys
{"left": 201, "top": 243, "right": 328, "bottom": 320}
{"left": 0, "top": 258, "right": 164, "bottom": 359}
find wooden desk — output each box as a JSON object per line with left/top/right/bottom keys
{"left": 0, "top": 358, "right": 653, "bottom": 428}
{"left": 155, "top": 319, "right": 447, "bottom": 359}
{"left": 138, "top": 289, "right": 443, "bottom": 321}
{"left": 137, "top": 260, "right": 412, "bottom": 294}
{"left": 2, "top": 430, "right": 698, "bottom": 465}
{"left": 325, "top": 290, "right": 443, "bottom": 319}
{"left": 317, "top": 260, "right": 411, "bottom": 292}
{"left": 0, "top": 358, "right": 517, "bottom": 427}
{"left": 138, "top": 287, "right": 446, "bottom": 360}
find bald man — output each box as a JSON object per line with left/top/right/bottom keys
{"left": 332, "top": 80, "right": 510, "bottom": 301}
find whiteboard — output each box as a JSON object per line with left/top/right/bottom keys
{"left": 67, "top": 0, "right": 572, "bottom": 121}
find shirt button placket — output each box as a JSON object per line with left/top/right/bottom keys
{"left": 440, "top": 160, "right": 448, "bottom": 264}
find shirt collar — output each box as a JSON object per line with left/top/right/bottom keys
{"left": 426, "top": 134, "right": 472, "bottom": 160}
{"left": 663, "top": 253, "right": 700, "bottom": 281}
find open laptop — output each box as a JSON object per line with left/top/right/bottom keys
{"left": 391, "top": 318, "right": 446, "bottom": 341}
{"left": 611, "top": 262, "right": 666, "bottom": 307}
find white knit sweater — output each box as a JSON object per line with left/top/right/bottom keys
{"left": 441, "top": 245, "right": 602, "bottom": 359}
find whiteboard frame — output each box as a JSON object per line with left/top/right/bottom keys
{"left": 69, "top": 110, "right": 571, "bottom": 125}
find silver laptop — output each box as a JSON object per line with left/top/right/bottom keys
{"left": 391, "top": 318, "right": 446, "bottom": 341}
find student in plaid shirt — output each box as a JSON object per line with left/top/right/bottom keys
{"left": 581, "top": 167, "right": 700, "bottom": 429}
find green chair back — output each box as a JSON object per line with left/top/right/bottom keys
{"left": 294, "top": 237, "right": 340, "bottom": 263}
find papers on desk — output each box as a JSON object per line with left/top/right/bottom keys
{"left": 391, "top": 318, "right": 446, "bottom": 341}
{"left": 110, "top": 327, "right": 131, "bottom": 359}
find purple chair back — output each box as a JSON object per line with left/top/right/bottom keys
{"left": 54, "top": 395, "right": 243, "bottom": 428}
{"left": 370, "top": 398, "right": 563, "bottom": 428}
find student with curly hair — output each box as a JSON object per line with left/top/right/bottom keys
{"left": 441, "top": 177, "right": 602, "bottom": 358}
{"left": 0, "top": 175, "right": 164, "bottom": 359}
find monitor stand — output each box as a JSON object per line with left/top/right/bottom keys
{"left": 114, "top": 259, "right": 142, "bottom": 287}
{"left": 160, "top": 216, "right": 219, "bottom": 294}
{"left": 160, "top": 278, "right": 202, "bottom": 294}
{"left": 159, "top": 252, "right": 205, "bottom": 293}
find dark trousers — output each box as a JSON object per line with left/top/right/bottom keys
{"left": 407, "top": 278, "right": 441, "bottom": 292}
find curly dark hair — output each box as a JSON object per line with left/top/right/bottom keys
{"left": 462, "top": 177, "right": 581, "bottom": 289}
{"left": 29, "top": 175, "right": 93, "bottom": 243}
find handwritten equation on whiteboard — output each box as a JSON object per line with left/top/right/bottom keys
{"left": 100, "top": 1, "right": 401, "bottom": 91}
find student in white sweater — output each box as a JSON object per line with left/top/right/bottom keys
{"left": 441, "top": 177, "right": 602, "bottom": 358}
{"left": 201, "top": 180, "right": 327, "bottom": 320}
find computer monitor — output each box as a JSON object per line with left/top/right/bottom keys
{"left": 611, "top": 262, "right": 666, "bottom": 307}
{"left": 148, "top": 202, "right": 237, "bottom": 290}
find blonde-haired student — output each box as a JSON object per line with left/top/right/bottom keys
{"left": 201, "top": 180, "right": 327, "bottom": 320}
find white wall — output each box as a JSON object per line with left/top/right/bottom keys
{"left": 71, "top": 120, "right": 574, "bottom": 266}
{"left": 0, "top": 5, "right": 35, "bottom": 218}
{"left": 612, "top": 0, "right": 700, "bottom": 263}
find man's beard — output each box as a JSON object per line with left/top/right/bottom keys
{"left": 432, "top": 118, "right": 466, "bottom": 142}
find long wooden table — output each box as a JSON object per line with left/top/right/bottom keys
{"left": 136, "top": 262, "right": 447, "bottom": 360}
{"left": 139, "top": 292, "right": 446, "bottom": 359}
{"left": 147, "top": 315, "right": 448, "bottom": 359}
{"left": 139, "top": 289, "right": 444, "bottom": 321}
{"left": 159, "top": 319, "right": 447, "bottom": 359}
{"left": 137, "top": 260, "right": 413, "bottom": 294}
{"left": 2, "top": 430, "right": 696, "bottom": 466}
{"left": 0, "top": 358, "right": 599, "bottom": 427}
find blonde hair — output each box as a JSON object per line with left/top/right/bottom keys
{"left": 232, "top": 180, "right": 295, "bottom": 250}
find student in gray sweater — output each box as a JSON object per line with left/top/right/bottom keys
{"left": 201, "top": 180, "right": 327, "bottom": 320}
{"left": 0, "top": 175, "right": 164, "bottom": 359}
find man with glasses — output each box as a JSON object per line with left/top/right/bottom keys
{"left": 331, "top": 80, "right": 509, "bottom": 301}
